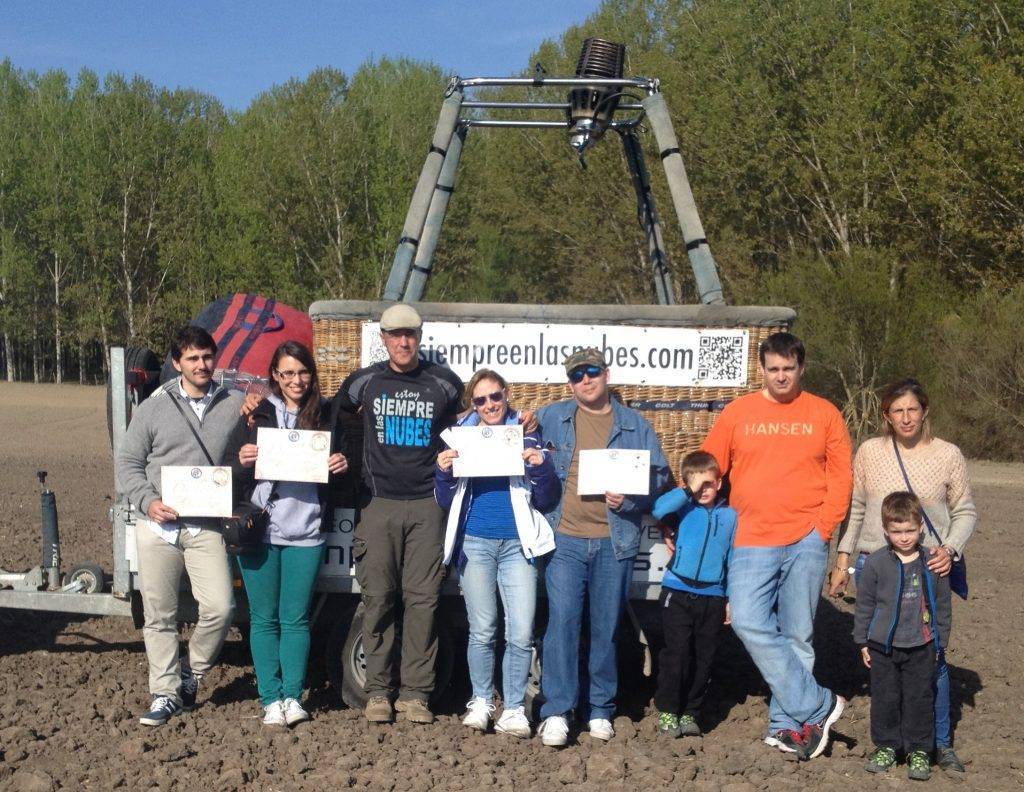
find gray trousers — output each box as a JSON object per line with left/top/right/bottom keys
{"left": 136, "top": 525, "right": 235, "bottom": 702}
{"left": 353, "top": 496, "right": 445, "bottom": 701}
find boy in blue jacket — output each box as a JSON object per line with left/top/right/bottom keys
{"left": 651, "top": 451, "right": 737, "bottom": 737}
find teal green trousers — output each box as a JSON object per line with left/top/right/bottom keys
{"left": 237, "top": 543, "right": 324, "bottom": 706}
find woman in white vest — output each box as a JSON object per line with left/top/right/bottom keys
{"left": 434, "top": 368, "right": 559, "bottom": 738}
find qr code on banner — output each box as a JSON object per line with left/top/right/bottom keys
{"left": 697, "top": 333, "right": 746, "bottom": 384}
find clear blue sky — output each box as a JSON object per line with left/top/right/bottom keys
{"left": 1, "top": 1, "right": 604, "bottom": 110}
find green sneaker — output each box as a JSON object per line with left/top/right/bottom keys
{"left": 907, "top": 750, "right": 931, "bottom": 781}
{"left": 865, "top": 746, "right": 897, "bottom": 773}
{"left": 657, "top": 711, "right": 681, "bottom": 737}
{"left": 678, "top": 713, "right": 702, "bottom": 737}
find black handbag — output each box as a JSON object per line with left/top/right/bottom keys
{"left": 892, "top": 437, "right": 969, "bottom": 600}
{"left": 166, "top": 392, "right": 267, "bottom": 554}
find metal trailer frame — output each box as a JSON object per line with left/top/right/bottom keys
{"left": 383, "top": 74, "right": 725, "bottom": 307}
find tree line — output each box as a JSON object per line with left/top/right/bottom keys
{"left": 0, "top": 0, "right": 1021, "bottom": 458}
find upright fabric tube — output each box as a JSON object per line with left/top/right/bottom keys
{"left": 383, "top": 88, "right": 464, "bottom": 300}
{"left": 642, "top": 92, "right": 724, "bottom": 305}
{"left": 403, "top": 125, "right": 467, "bottom": 302}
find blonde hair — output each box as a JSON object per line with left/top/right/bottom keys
{"left": 880, "top": 378, "right": 931, "bottom": 441}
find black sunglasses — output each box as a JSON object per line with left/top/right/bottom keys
{"left": 568, "top": 364, "right": 604, "bottom": 384}
{"left": 472, "top": 390, "right": 505, "bottom": 407}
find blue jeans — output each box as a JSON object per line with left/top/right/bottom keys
{"left": 727, "top": 528, "right": 832, "bottom": 732}
{"left": 540, "top": 533, "right": 633, "bottom": 721}
{"left": 854, "top": 552, "right": 952, "bottom": 747}
{"left": 460, "top": 535, "right": 538, "bottom": 709}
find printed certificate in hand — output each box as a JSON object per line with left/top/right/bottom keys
{"left": 442, "top": 425, "right": 525, "bottom": 478}
{"left": 255, "top": 427, "right": 331, "bottom": 483}
{"left": 577, "top": 449, "right": 651, "bottom": 496}
{"left": 161, "top": 466, "right": 233, "bottom": 518}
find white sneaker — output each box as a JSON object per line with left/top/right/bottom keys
{"left": 495, "top": 706, "right": 532, "bottom": 738}
{"left": 282, "top": 697, "right": 309, "bottom": 726}
{"left": 262, "top": 700, "right": 287, "bottom": 727}
{"left": 538, "top": 715, "right": 569, "bottom": 747}
{"left": 461, "top": 697, "right": 494, "bottom": 731}
{"left": 588, "top": 718, "right": 614, "bottom": 741}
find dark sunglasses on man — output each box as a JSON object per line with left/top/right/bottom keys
{"left": 568, "top": 364, "right": 604, "bottom": 384}
{"left": 472, "top": 390, "right": 505, "bottom": 407}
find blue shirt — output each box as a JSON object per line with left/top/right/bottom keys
{"left": 464, "top": 476, "right": 518, "bottom": 540}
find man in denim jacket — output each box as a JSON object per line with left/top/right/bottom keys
{"left": 535, "top": 348, "right": 669, "bottom": 747}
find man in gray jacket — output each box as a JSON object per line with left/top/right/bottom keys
{"left": 115, "top": 326, "right": 243, "bottom": 726}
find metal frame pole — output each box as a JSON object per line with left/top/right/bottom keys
{"left": 109, "top": 347, "right": 131, "bottom": 596}
{"left": 403, "top": 125, "right": 467, "bottom": 302}
{"left": 641, "top": 92, "right": 725, "bottom": 304}
{"left": 619, "top": 129, "right": 675, "bottom": 305}
{"left": 383, "top": 83, "right": 464, "bottom": 300}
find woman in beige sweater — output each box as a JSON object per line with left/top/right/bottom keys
{"left": 831, "top": 378, "right": 976, "bottom": 774}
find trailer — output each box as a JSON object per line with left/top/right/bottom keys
{"left": 0, "top": 41, "right": 794, "bottom": 711}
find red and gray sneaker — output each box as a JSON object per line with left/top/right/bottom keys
{"left": 801, "top": 693, "right": 846, "bottom": 759}
{"left": 764, "top": 729, "right": 801, "bottom": 754}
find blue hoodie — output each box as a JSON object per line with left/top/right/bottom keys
{"left": 652, "top": 487, "right": 737, "bottom": 597}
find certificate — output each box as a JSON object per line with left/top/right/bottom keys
{"left": 577, "top": 449, "right": 650, "bottom": 496}
{"left": 161, "top": 466, "right": 233, "bottom": 518}
{"left": 442, "top": 425, "right": 525, "bottom": 478}
{"left": 255, "top": 427, "right": 331, "bottom": 483}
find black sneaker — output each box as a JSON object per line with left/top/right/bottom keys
{"left": 907, "top": 750, "right": 931, "bottom": 781}
{"left": 139, "top": 695, "right": 183, "bottom": 726}
{"left": 801, "top": 693, "right": 846, "bottom": 759}
{"left": 657, "top": 711, "right": 681, "bottom": 737}
{"left": 678, "top": 714, "right": 702, "bottom": 737}
{"left": 936, "top": 746, "right": 965, "bottom": 773}
{"left": 180, "top": 670, "right": 199, "bottom": 711}
{"left": 865, "top": 746, "right": 897, "bottom": 773}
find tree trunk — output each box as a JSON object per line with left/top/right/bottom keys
{"left": 78, "top": 336, "right": 85, "bottom": 384}
{"left": 100, "top": 322, "right": 109, "bottom": 378}
{"left": 32, "top": 325, "right": 40, "bottom": 383}
{"left": 3, "top": 333, "right": 13, "bottom": 382}
{"left": 53, "top": 253, "right": 63, "bottom": 384}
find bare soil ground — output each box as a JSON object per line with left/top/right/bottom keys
{"left": 1, "top": 382, "right": 1022, "bottom": 791}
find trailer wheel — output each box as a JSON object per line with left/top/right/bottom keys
{"left": 326, "top": 602, "right": 456, "bottom": 710}
{"left": 107, "top": 346, "right": 161, "bottom": 447}
{"left": 64, "top": 564, "right": 106, "bottom": 594}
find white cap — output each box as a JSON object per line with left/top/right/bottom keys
{"left": 379, "top": 303, "right": 422, "bottom": 331}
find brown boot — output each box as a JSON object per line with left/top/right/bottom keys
{"left": 364, "top": 696, "right": 394, "bottom": 723}
{"left": 395, "top": 698, "right": 434, "bottom": 724}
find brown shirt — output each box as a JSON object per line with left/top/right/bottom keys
{"left": 558, "top": 407, "right": 613, "bottom": 538}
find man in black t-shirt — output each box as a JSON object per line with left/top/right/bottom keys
{"left": 333, "top": 303, "right": 463, "bottom": 724}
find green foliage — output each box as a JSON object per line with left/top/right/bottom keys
{"left": 0, "top": 2, "right": 1021, "bottom": 460}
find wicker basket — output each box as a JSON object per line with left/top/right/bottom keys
{"left": 311, "top": 301, "right": 795, "bottom": 475}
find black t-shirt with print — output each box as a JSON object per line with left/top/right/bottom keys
{"left": 333, "top": 360, "right": 463, "bottom": 500}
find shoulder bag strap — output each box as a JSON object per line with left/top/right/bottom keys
{"left": 891, "top": 436, "right": 943, "bottom": 545}
{"left": 166, "top": 389, "right": 217, "bottom": 466}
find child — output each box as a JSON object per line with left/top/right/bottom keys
{"left": 853, "top": 491, "right": 951, "bottom": 781}
{"left": 651, "top": 450, "right": 736, "bottom": 738}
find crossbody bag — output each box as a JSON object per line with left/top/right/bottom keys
{"left": 166, "top": 392, "right": 269, "bottom": 554}
{"left": 891, "top": 436, "right": 968, "bottom": 600}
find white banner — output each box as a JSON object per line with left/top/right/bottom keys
{"left": 362, "top": 322, "right": 748, "bottom": 387}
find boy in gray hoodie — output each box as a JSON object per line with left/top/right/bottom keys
{"left": 853, "top": 491, "right": 952, "bottom": 781}
{"left": 115, "top": 326, "right": 244, "bottom": 727}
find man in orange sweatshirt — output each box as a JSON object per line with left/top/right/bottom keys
{"left": 703, "top": 332, "right": 852, "bottom": 761}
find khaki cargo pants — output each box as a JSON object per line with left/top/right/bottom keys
{"left": 353, "top": 496, "right": 445, "bottom": 702}
{"left": 136, "top": 524, "right": 235, "bottom": 703}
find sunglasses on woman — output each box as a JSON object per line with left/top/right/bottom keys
{"left": 568, "top": 364, "right": 604, "bottom": 384}
{"left": 472, "top": 390, "right": 505, "bottom": 407}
